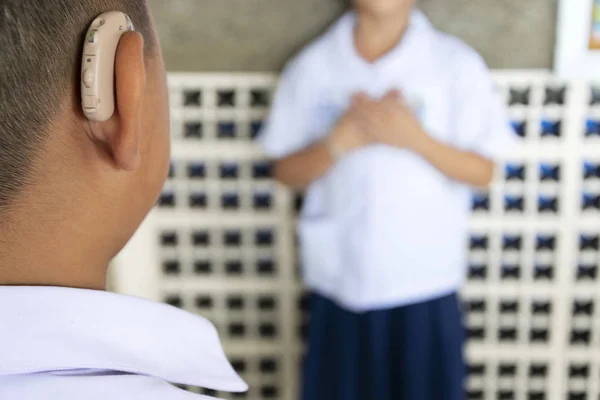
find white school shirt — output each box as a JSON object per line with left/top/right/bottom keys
{"left": 0, "top": 286, "right": 247, "bottom": 400}
{"left": 258, "top": 10, "right": 515, "bottom": 312}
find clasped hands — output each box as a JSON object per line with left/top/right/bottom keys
{"left": 328, "top": 90, "right": 429, "bottom": 154}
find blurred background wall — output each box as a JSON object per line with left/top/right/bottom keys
{"left": 148, "top": 0, "right": 558, "bottom": 72}
{"left": 112, "top": 1, "right": 600, "bottom": 399}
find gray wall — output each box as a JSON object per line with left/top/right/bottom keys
{"left": 149, "top": 0, "right": 558, "bottom": 72}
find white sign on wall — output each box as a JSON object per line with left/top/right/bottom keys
{"left": 555, "top": 0, "right": 600, "bottom": 78}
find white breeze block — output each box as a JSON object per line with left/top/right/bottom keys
{"left": 113, "top": 71, "right": 600, "bottom": 400}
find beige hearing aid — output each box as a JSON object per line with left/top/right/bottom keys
{"left": 81, "top": 11, "right": 134, "bottom": 122}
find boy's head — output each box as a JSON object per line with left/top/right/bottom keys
{"left": 352, "top": 0, "right": 416, "bottom": 16}
{"left": 0, "top": 0, "right": 170, "bottom": 285}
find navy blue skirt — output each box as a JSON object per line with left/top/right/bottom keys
{"left": 302, "top": 292, "right": 466, "bottom": 400}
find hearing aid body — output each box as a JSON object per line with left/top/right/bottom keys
{"left": 81, "top": 11, "right": 134, "bottom": 122}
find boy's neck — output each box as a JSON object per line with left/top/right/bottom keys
{"left": 0, "top": 206, "right": 111, "bottom": 291}
{"left": 354, "top": 9, "right": 412, "bottom": 63}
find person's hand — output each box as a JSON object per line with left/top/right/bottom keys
{"left": 327, "top": 95, "right": 374, "bottom": 153}
{"left": 353, "top": 90, "right": 428, "bottom": 151}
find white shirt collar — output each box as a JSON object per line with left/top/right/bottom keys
{"left": 333, "top": 9, "right": 435, "bottom": 75}
{"left": 0, "top": 286, "right": 247, "bottom": 393}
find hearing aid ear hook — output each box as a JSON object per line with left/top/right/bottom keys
{"left": 81, "top": 11, "right": 135, "bottom": 122}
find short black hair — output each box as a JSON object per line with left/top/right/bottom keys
{"left": 0, "top": 0, "right": 154, "bottom": 212}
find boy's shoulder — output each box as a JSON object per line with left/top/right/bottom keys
{"left": 281, "top": 14, "right": 350, "bottom": 80}
{"left": 282, "top": 31, "right": 338, "bottom": 79}
{"left": 429, "top": 28, "right": 490, "bottom": 76}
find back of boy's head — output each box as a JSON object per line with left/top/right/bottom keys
{"left": 0, "top": 0, "right": 158, "bottom": 211}
{"left": 0, "top": 0, "right": 171, "bottom": 270}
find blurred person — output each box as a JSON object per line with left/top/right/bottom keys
{"left": 258, "top": 0, "right": 515, "bottom": 399}
{"left": 0, "top": 1, "right": 246, "bottom": 399}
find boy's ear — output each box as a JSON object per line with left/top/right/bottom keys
{"left": 87, "top": 31, "right": 146, "bottom": 171}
